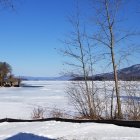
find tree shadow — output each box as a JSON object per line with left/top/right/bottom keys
{"left": 5, "top": 132, "right": 56, "bottom": 140}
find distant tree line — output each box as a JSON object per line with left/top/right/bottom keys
{"left": 0, "top": 62, "right": 21, "bottom": 87}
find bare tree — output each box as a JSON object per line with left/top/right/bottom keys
{"left": 62, "top": 0, "right": 139, "bottom": 120}
{"left": 122, "top": 81, "right": 140, "bottom": 120}
{"left": 90, "top": 0, "right": 139, "bottom": 119}
{"left": 62, "top": 7, "right": 100, "bottom": 119}
{"left": 0, "top": 0, "right": 15, "bottom": 10}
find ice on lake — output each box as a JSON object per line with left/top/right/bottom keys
{"left": 0, "top": 80, "right": 140, "bottom": 119}
{"left": 0, "top": 81, "right": 73, "bottom": 119}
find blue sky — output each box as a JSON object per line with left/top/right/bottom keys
{"left": 0, "top": 0, "right": 139, "bottom": 76}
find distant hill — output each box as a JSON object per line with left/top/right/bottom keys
{"left": 118, "top": 64, "right": 140, "bottom": 76}
{"left": 19, "top": 64, "right": 140, "bottom": 81}
{"left": 117, "top": 64, "right": 140, "bottom": 80}
{"left": 71, "top": 64, "right": 140, "bottom": 81}
{"left": 20, "top": 75, "right": 72, "bottom": 81}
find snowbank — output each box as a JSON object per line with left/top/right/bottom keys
{"left": 0, "top": 121, "right": 140, "bottom": 140}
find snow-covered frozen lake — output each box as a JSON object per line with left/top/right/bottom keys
{"left": 0, "top": 81, "right": 140, "bottom": 140}
{"left": 0, "top": 81, "right": 73, "bottom": 119}
{"left": 0, "top": 80, "right": 140, "bottom": 119}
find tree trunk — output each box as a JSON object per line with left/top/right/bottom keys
{"left": 110, "top": 47, "right": 122, "bottom": 119}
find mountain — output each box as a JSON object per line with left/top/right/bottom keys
{"left": 19, "top": 64, "right": 140, "bottom": 81}
{"left": 117, "top": 64, "right": 140, "bottom": 80}
{"left": 71, "top": 64, "right": 140, "bottom": 81}
{"left": 118, "top": 64, "right": 140, "bottom": 76}
{"left": 19, "top": 75, "right": 72, "bottom": 81}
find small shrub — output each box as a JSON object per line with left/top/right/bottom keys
{"left": 49, "top": 108, "right": 68, "bottom": 118}
{"left": 31, "top": 106, "right": 46, "bottom": 119}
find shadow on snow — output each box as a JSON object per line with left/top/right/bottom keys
{"left": 5, "top": 132, "right": 56, "bottom": 140}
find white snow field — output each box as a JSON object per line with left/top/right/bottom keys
{"left": 0, "top": 81, "right": 140, "bottom": 140}
{"left": 0, "top": 81, "right": 74, "bottom": 119}
{"left": 0, "top": 121, "right": 140, "bottom": 140}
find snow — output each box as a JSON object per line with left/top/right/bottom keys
{"left": 0, "top": 81, "right": 74, "bottom": 119}
{"left": 0, "top": 121, "right": 140, "bottom": 140}
{"left": 0, "top": 81, "right": 140, "bottom": 140}
{"left": 0, "top": 80, "right": 139, "bottom": 119}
